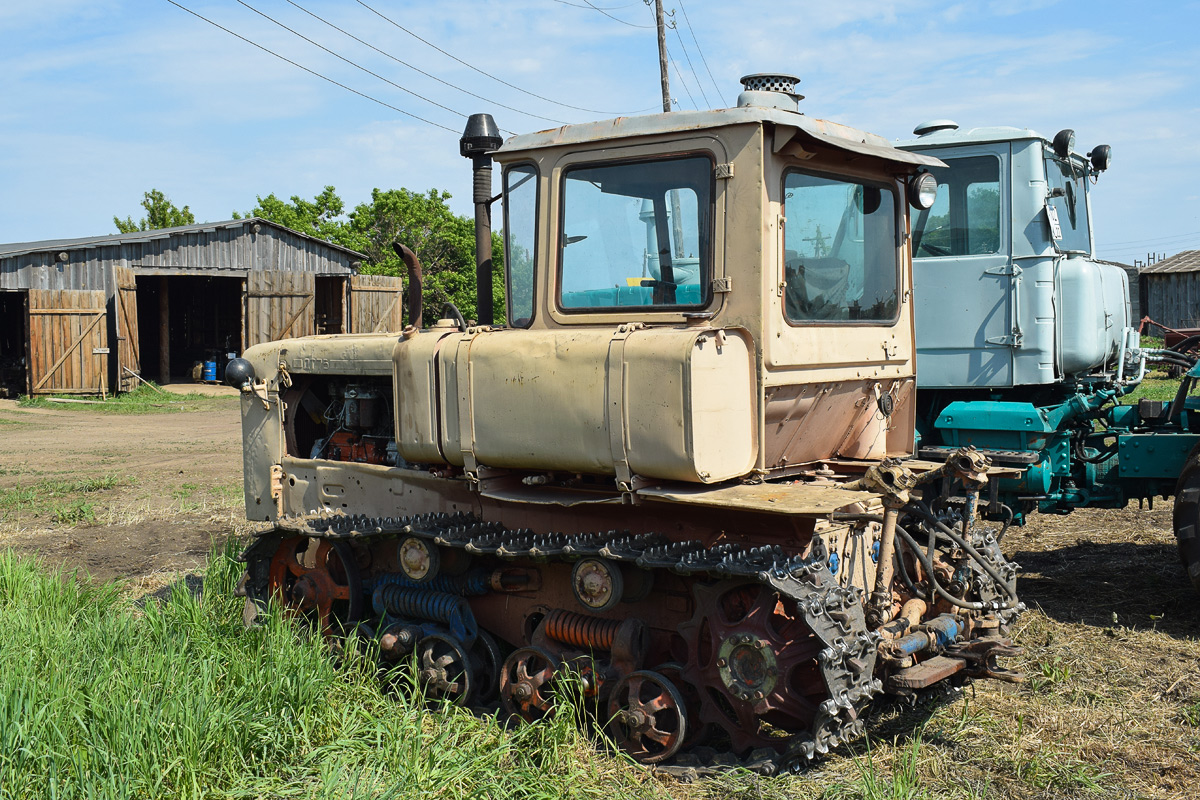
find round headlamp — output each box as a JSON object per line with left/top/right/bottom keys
{"left": 1088, "top": 144, "right": 1112, "bottom": 172}
{"left": 908, "top": 172, "right": 938, "bottom": 211}
{"left": 1053, "top": 128, "right": 1075, "bottom": 159}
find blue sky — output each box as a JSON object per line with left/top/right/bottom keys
{"left": 2, "top": 0, "right": 1197, "bottom": 265}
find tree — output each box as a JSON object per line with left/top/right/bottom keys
{"left": 241, "top": 186, "right": 354, "bottom": 249}
{"left": 114, "top": 189, "right": 196, "bottom": 232}
{"left": 247, "top": 186, "right": 505, "bottom": 324}
{"left": 344, "top": 188, "right": 504, "bottom": 324}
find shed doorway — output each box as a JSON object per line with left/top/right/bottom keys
{"left": 136, "top": 275, "right": 243, "bottom": 384}
{"left": 0, "top": 290, "right": 27, "bottom": 397}
{"left": 315, "top": 276, "right": 346, "bottom": 335}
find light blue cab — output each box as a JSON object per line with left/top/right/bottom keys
{"left": 897, "top": 121, "right": 1128, "bottom": 390}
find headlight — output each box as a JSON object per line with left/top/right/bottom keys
{"left": 1088, "top": 144, "right": 1112, "bottom": 172}
{"left": 908, "top": 172, "right": 938, "bottom": 210}
{"left": 1053, "top": 128, "right": 1075, "bottom": 159}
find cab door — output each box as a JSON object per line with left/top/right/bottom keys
{"left": 910, "top": 145, "right": 1014, "bottom": 388}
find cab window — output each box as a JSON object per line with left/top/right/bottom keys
{"left": 911, "top": 155, "right": 1001, "bottom": 257}
{"left": 503, "top": 164, "right": 538, "bottom": 327}
{"left": 558, "top": 155, "right": 712, "bottom": 311}
{"left": 783, "top": 171, "right": 899, "bottom": 323}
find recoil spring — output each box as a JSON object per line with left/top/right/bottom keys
{"left": 372, "top": 583, "right": 478, "bottom": 646}
{"left": 543, "top": 608, "right": 621, "bottom": 650}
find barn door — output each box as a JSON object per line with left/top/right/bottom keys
{"left": 27, "top": 289, "right": 110, "bottom": 396}
{"left": 245, "top": 271, "right": 315, "bottom": 347}
{"left": 349, "top": 274, "right": 405, "bottom": 333}
{"left": 112, "top": 265, "right": 141, "bottom": 392}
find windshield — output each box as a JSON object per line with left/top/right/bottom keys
{"left": 782, "top": 171, "right": 899, "bottom": 323}
{"left": 911, "top": 155, "right": 1001, "bottom": 258}
{"left": 558, "top": 155, "right": 712, "bottom": 311}
{"left": 503, "top": 164, "right": 538, "bottom": 327}
{"left": 1043, "top": 150, "right": 1091, "bottom": 254}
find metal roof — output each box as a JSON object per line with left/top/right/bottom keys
{"left": 498, "top": 106, "right": 944, "bottom": 169}
{"left": 1140, "top": 250, "right": 1200, "bottom": 274}
{"left": 0, "top": 217, "right": 366, "bottom": 261}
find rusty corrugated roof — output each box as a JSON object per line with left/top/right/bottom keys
{"left": 1140, "top": 250, "right": 1200, "bottom": 274}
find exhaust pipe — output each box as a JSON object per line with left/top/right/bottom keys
{"left": 459, "top": 114, "right": 503, "bottom": 326}
{"left": 391, "top": 242, "right": 424, "bottom": 329}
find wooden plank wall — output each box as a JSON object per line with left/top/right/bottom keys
{"left": 1145, "top": 273, "right": 1200, "bottom": 329}
{"left": 349, "top": 274, "right": 405, "bottom": 333}
{"left": 27, "top": 289, "right": 109, "bottom": 395}
{"left": 112, "top": 266, "right": 141, "bottom": 392}
{"left": 245, "top": 270, "right": 316, "bottom": 347}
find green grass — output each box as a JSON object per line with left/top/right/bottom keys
{"left": 18, "top": 384, "right": 234, "bottom": 415}
{"left": 0, "top": 475, "right": 122, "bottom": 525}
{"left": 1122, "top": 374, "right": 1180, "bottom": 403}
{"left": 0, "top": 545, "right": 666, "bottom": 800}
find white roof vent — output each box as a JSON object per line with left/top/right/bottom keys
{"left": 913, "top": 120, "right": 959, "bottom": 136}
{"left": 737, "top": 73, "right": 803, "bottom": 112}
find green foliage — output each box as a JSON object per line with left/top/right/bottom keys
{"left": 247, "top": 186, "right": 506, "bottom": 324}
{"left": 114, "top": 189, "right": 196, "bottom": 233}
{"left": 244, "top": 185, "right": 353, "bottom": 248}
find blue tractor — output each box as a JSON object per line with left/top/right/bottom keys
{"left": 897, "top": 121, "right": 1200, "bottom": 590}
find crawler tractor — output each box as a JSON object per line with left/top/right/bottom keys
{"left": 231, "top": 75, "right": 1023, "bottom": 772}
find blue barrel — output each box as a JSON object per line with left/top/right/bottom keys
{"left": 202, "top": 360, "right": 217, "bottom": 382}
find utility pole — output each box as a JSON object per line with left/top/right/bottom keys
{"left": 652, "top": 0, "right": 686, "bottom": 258}
{"left": 654, "top": 0, "right": 670, "bottom": 113}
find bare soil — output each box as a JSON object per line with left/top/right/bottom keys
{"left": 0, "top": 395, "right": 248, "bottom": 586}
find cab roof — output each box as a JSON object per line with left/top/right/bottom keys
{"left": 498, "top": 105, "right": 944, "bottom": 170}
{"left": 895, "top": 124, "right": 1050, "bottom": 151}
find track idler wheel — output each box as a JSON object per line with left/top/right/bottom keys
{"left": 500, "top": 646, "right": 559, "bottom": 722}
{"left": 606, "top": 670, "right": 687, "bottom": 764}
{"left": 266, "top": 536, "right": 363, "bottom": 635}
{"left": 416, "top": 633, "right": 474, "bottom": 705}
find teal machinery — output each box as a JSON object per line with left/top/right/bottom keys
{"left": 896, "top": 122, "right": 1200, "bottom": 589}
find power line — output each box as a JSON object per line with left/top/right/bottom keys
{"left": 676, "top": 0, "right": 726, "bottom": 106}
{"left": 1097, "top": 229, "right": 1200, "bottom": 248}
{"left": 285, "top": 0, "right": 567, "bottom": 126}
{"left": 575, "top": 0, "right": 655, "bottom": 28}
{"left": 235, "top": 1, "right": 480, "bottom": 127}
{"left": 165, "top": 0, "right": 458, "bottom": 133}
{"left": 670, "top": 21, "right": 710, "bottom": 108}
{"left": 666, "top": 46, "right": 698, "bottom": 110}
{"left": 552, "top": 0, "right": 639, "bottom": 9}
{"left": 355, "top": 0, "right": 653, "bottom": 116}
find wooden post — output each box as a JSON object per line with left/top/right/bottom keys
{"left": 158, "top": 276, "right": 170, "bottom": 385}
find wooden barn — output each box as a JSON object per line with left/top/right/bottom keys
{"left": 0, "top": 219, "right": 403, "bottom": 397}
{"left": 1140, "top": 250, "right": 1200, "bottom": 329}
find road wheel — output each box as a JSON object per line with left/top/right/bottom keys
{"left": 1172, "top": 443, "right": 1200, "bottom": 593}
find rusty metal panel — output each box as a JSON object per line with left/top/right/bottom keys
{"left": 245, "top": 270, "right": 315, "bottom": 346}
{"left": 27, "top": 288, "right": 109, "bottom": 395}
{"left": 638, "top": 482, "right": 879, "bottom": 515}
{"left": 349, "top": 274, "right": 405, "bottom": 333}
{"left": 111, "top": 265, "right": 141, "bottom": 392}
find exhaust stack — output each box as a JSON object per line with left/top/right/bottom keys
{"left": 460, "top": 114, "right": 504, "bottom": 326}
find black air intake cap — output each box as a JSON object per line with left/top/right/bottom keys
{"left": 460, "top": 114, "right": 503, "bottom": 157}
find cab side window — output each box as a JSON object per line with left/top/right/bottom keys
{"left": 783, "top": 171, "right": 899, "bottom": 323}
{"left": 911, "top": 156, "right": 1001, "bottom": 257}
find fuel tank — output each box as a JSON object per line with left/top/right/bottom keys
{"left": 394, "top": 325, "right": 757, "bottom": 483}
